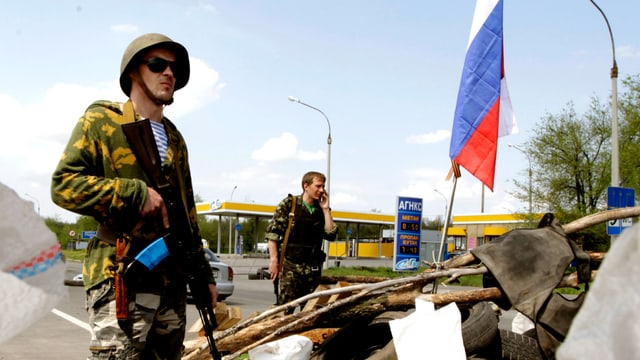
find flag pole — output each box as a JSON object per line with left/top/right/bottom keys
{"left": 432, "top": 170, "right": 459, "bottom": 294}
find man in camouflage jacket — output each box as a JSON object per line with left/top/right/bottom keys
{"left": 266, "top": 171, "right": 338, "bottom": 313}
{"left": 51, "top": 33, "right": 217, "bottom": 360}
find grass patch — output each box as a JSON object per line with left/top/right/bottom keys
{"left": 322, "top": 265, "right": 423, "bottom": 278}
{"left": 555, "top": 283, "right": 589, "bottom": 295}
{"left": 62, "top": 249, "right": 85, "bottom": 262}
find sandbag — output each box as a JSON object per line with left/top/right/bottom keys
{"left": 557, "top": 223, "right": 640, "bottom": 360}
{"left": 389, "top": 298, "right": 466, "bottom": 359}
{"left": 0, "top": 182, "right": 66, "bottom": 344}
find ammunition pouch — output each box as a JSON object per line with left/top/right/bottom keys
{"left": 312, "top": 249, "right": 327, "bottom": 266}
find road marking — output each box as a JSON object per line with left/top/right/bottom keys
{"left": 51, "top": 308, "right": 92, "bottom": 333}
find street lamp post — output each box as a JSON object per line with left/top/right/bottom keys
{"left": 434, "top": 189, "right": 449, "bottom": 262}
{"left": 590, "top": 0, "right": 619, "bottom": 187}
{"left": 230, "top": 185, "right": 237, "bottom": 201}
{"left": 434, "top": 189, "right": 448, "bottom": 227}
{"left": 509, "top": 144, "right": 533, "bottom": 222}
{"left": 288, "top": 96, "right": 332, "bottom": 194}
{"left": 24, "top": 193, "right": 40, "bottom": 216}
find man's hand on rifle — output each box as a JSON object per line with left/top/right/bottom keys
{"left": 269, "top": 257, "right": 279, "bottom": 281}
{"left": 209, "top": 284, "right": 219, "bottom": 308}
{"left": 268, "top": 240, "right": 279, "bottom": 281}
{"left": 142, "top": 187, "right": 170, "bottom": 229}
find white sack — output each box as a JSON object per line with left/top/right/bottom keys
{"left": 389, "top": 298, "right": 466, "bottom": 360}
{"left": 0, "top": 182, "right": 66, "bottom": 344}
{"left": 248, "top": 334, "right": 313, "bottom": 360}
{"left": 556, "top": 223, "right": 640, "bottom": 360}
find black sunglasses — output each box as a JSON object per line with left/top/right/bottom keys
{"left": 144, "top": 57, "right": 180, "bottom": 74}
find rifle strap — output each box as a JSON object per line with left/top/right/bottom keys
{"left": 278, "top": 195, "right": 296, "bottom": 274}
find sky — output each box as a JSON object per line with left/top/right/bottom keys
{"left": 1, "top": 1, "right": 639, "bottom": 224}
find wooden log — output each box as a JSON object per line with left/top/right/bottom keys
{"left": 420, "top": 270, "right": 598, "bottom": 306}
{"left": 562, "top": 206, "right": 640, "bottom": 234}
{"left": 420, "top": 287, "right": 504, "bottom": 305}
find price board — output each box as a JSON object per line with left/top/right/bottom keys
{"left": 393, "top": 196, "right": 422, "bottom": 271}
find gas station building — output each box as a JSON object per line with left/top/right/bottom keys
{"left": 196, "top": 201, "right": 536, "bottom": 259}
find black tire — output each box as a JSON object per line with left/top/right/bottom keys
{"left": 310, "top": 311, "right": 406, "bottom": 360}
{"left": 477, "top": 329, "right": 543, "bottom": 360}
{"left": 459, "top": 301, "right": 500, "bottom": 356}
{"left": 499, "top": 329, "right": 542, "bottom": 360}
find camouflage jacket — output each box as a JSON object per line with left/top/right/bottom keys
{"left": 51, "top": 100, "right": 209, "bottom": 290}
{"left": 265, "top": 194, "right": 338, "bottom": 258}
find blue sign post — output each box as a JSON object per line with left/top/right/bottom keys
{"left": 607, "top": 186, "right": 636, "bottom": 235}
{"left": 393, "top": 196, "right": 422, "bottom": 271}
{"left": 235, "top": 223, "right": 242, "bottom": 254}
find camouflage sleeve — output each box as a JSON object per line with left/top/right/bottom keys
{"left": 50, "top": 101, "right": 147, "bottom": 229}
{"left": 264, "top": 195, "right": 292, "bottom": 242}
{"left": 324, "top": 223, "right": 338, "bottom": 241}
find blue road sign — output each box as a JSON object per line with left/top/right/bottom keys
{"left": 82, "top": 230, "right": 97, "bottom": 239}
{"left": 607, "top": 186, "right": 635, "bottom": 235}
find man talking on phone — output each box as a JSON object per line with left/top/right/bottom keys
{"left": 265, "top": 171, "right": 338, "bottom": 313}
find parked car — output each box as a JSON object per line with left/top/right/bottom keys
{"left": 188, "top": 247, "right": 234, "bottom": 301}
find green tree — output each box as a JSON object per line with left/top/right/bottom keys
{"left": 423, "top": 216, "right": 444, "bottom": 231}
{"left": 510, "top": 75, "right": 640, "bottom": 251}
{"left": 618, "top": 75, "right": 640, "bottom": 189}
{"left": 511, "top": 99, "right": 611, "bottom": 250}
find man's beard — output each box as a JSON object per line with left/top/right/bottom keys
{"left": 145, "top": 84, "right": 174, "bottom": 106}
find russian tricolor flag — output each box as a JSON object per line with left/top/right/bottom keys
{"left": 449, "top": 0, "right": 517, "bottom": 191}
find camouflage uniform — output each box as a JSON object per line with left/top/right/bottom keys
{"left": 265, "top": 195, "right": 338, "bottom": 311}
{"left": 51, "top": 100, "right": 212, "bottom": 359}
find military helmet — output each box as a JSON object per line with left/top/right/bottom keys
{"left": 119, "top": 33, "right": 190, "bottom": 96}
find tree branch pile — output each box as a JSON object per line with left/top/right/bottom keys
{"left": 182, "top": 206, "right": 640, "bottom": 360}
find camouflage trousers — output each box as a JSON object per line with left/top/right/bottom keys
{"left": 277, "top": 257, "right": 322, "bottom": 313}
{"left": 86, "top": 279, "right": 186, "bottom": 360}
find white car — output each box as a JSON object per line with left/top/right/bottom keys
{"left": 188, "top": 248, "right": 235, "bottom": 301}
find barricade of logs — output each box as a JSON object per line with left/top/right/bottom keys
{"left": 182, "top": 207, "right": 640, "bottom": 360}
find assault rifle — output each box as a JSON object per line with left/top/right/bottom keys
{"left": 122, "top": 119, "right": 221, "bottom": 360}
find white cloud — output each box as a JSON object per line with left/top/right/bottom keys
{"left": 251, "top": 132, "right": 326, "bottom": 163}
{"left": 405, "top": 129, "right": 450, "bottom": 144}
{"left": 252, "top": 132, "right": 298, "bottom": 161}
